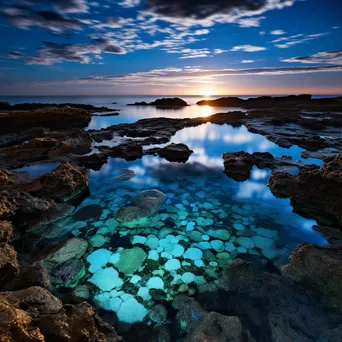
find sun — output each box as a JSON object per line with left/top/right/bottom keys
{"left": 201, "top": 88, "right": 214, "bottom": 97}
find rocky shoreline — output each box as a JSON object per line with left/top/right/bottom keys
{"left": 1, "top": 98, "right": 342, "bottom": 341}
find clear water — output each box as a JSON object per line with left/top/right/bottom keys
{"left": 15, "top": 106, "right": 328, "bottom": 325}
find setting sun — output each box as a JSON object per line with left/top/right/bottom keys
{"left": 201, "top": 88, "right": 214, "bottom": 97}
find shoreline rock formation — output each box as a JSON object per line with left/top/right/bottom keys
{"left": 127, "top": 97, "right": 189, "bottom": 107}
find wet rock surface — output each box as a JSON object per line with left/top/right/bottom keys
{"left": 146, "top": 143, "right": 193, "bottom": 163}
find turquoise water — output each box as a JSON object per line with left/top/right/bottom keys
{"left": 17, "top": 116, "right": 327, "bottom": 326}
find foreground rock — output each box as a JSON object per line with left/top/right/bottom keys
{"left": 127, "top": 97, "right": 188, "bottom": 107}
{"left": 0, "top": 286, "right": 121, "bottom": 341}
{"left": 282, "top": 243, "right": 342, "bottom": 308}
{"left": 269, "top": 153, "right": 342, "bottom": 225}
{"left": 0, "top": 106, "right": 92, "bottom": 133}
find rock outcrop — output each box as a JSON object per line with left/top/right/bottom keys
{"left": 128, "top": 97, "right": 188, "bottom": 107}
{"left": 146, "top": 143, "right": 193, "bottom": 163}
{"left": 282, "top": 243, "right": 342, "bottom": 308}
{"left": 269, "top": 153, "right": 342, "bottom": 225}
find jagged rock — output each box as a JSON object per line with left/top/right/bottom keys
{"left": 282, "top": 243, "right": 342, "bottom": 308}
{"left": 23, "top": 163, "right": 89, "bottom": 202}
{"left": 0, "top": 295, "right": 44, "bottom": 341}
{"left": 14, "top": 262, "right": 51, "bottom": 290}
{"left": 1, "top": 287, "right": 63, "bottom": 316}
{"left": 0, "top": 220, "right": 14, "bottom": 243}
{"left": 269, "top": 153, "right": 342, "bottom": 225}
{"left": 0, "top": 243, "right": 20, "bottom": 288}
{"left": 0, "top": 106, "right": 91, "bottom": 133}
{"left": 49, "top": 259, "right": 86, "bottom": 288}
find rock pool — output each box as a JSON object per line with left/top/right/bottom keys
{"left": 18, "top": 121, "right": 328, "bottom": 328}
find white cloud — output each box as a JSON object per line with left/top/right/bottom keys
{"left": 241, "top": 60, "right": 254, "bottom": 63}
{"left": 270, "top": 29, "right": 286, "bottom": 35}
{"left": 231, "top": 45, "right": 266, "bottom": 52}
{"left": 282, "top": 50, "right": 342, "bottom": 65}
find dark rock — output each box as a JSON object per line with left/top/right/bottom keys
{"left": 99, "top": 141, "right": 143, "bottom": 161}
{"left": 219, "top": 258, "right": 255, "bottom": 292}
{"left": 0, "top": 106, "right": 91, "bottom": 133}
{"left": 72, "top": 204, "right": 102, "bottom": 221}
{"left": 92, "top": 112, "right": 120, "bottom": 117}
{"left": 282, "top": 243, "right": 342, "bottom": 308}
{"left": 49, "top": 259, "right": 86, "bottom": 288}
{"left": 14, "top": 262, "right": 51, "bottom": 289}
{"left": 269, "top": 153, "right": 342, "bottom": 225}
{"left": 185, "top": 312, "right": 245, "bottom": 342}
{"left": 0, "top": 220, "right": 14, "bottom": 243}
{"left": 0, "top": 101, "right": 11, "bottom": 110}
{"left": 149, "top": 304, "right": 168, "bottom": 324}
{"left": 128, "top": 97, "right": 188, "bottom": 107}
{"left": 157, "top": 143, "right": 193, "bottom": 163}
{"left": 0, "top": 243, "right": 20, "bottom": 288}
{"left": 222, "top": 151, "right": 254, "bottom": 182}
{"left": 77, "top": 153, "right": 108, "bottom": 171}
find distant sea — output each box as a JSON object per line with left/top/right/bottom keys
{"left": 1, "top": 95, "right": 340, "bottom": 130}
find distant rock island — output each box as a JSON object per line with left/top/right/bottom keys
{"left": 197, "top": 95, "right": 342, "bottom": 109}
{"left": 127, "top": 97, "right": 189, "bottom": 107}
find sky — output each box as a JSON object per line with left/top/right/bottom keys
{"left": 0, "top": 0, "right": 341, "bottom": 96}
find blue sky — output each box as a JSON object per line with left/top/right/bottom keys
{"left": 0, "top": 0, "right": 341, "bottom": 95}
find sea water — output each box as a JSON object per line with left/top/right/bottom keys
{"left": 14, "top": 111, "right": 328, "bottom": 325}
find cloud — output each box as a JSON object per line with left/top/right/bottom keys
{"left": 119, "top": 0, "right": 141, "bottom": 8}
{"left": 272, "top": 32, "right": 327, "bottom": 48}
{"left": 0, "top": 51, "right": 24, "bottom": 59}
{"left": 0, "top": 5, "right": 87, "bottom": 32}
{"left": 141, "top": 0, "right": 296, "bottom": 27}
{"left": 241, "top": 60, "right": 254, "bottom": 63}
{"left": 270, "top": 29, "right": 285, "bottom": 35}
{"left": 231, "top": 45, "right": 266, "bottom": 52}
{"left": 214, "top": 49, "right": 227, "bottom": 55}
{"left": 26, "top": 39, "right": 126, "bottom": 65}
{"left": 282, "top": 50, "right": 342, "bottom": 65}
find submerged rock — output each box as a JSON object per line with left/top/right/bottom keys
{"left": 72, "top": 204, "right": 102, "bottom": 221}
{"left": 116, "top": 189, "right": 165, "bottom": 225}
{"left": 113, "top": 247, "right": 147, "bottom": 275}
{"left": 282, "top": 243, "right": 342, "bottom": 308}
{"left": 113, "top": 168, "right": 136, "bottom": 182}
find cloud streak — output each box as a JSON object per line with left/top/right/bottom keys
{"left": 282, "top": 50, "right": 342, "bottom": 65}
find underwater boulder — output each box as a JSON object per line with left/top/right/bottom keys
{"left": 112, "top": 247, "right": 147, "bottom": 275}
{"left": 50, "top": 259, "right": 86, "bottom": 288}
{"left": 72, "top": 204, "right": 102, "bottom": 221}
{"left": 133, "top": 189, "right": 166, "bottom": 216}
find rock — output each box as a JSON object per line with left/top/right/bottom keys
{"left": 70, "top": 285, "right": 90, "bottom": 303}
{"left": 0, "top": 106, "right": 92, "bottom": 133}
{"left": 72, "top": 204, "right": 102, "bottom": 221}
{"left": 219, "top": 258, "right": 255, "bottom": 292}
{"left": 24, "top": 162, "right": 89, "bottom": 202}
{"left": 50, "top": 259, "right": 86, "bottom": 288}
{"left": 42, "top": 238, "right": 88, "bottom": 267}
{"left": 128, "top": 97, "right": 188, "bottom": 107}
{"left": 116, "top": 189, "right": 165, "bottom": 225}
{"left": 14, "top": 262, "right": 51, "bottom": 289}
{"left": 89, "top": 267, "right": 123, "bottom": 291}
{"left": 282, "top": 243, "right": 342, "bottom": 308}
{"left": 116, "top": 298, "right": 147, "bottom": 324}
{"left": 0, "top": 295, "right": 44, "bottom": 341}
{"left": 77, "top": 153, "right": 108, "bottom": 171}
{"left": 1, "top": 286, "right": 63, "bottom": 315}
{"left": 269, "top": 154, "right": 342, "bottom": 225}
{"left": 149, "top": 304, "right": 168, "bottom": 324}
{"left": 156, "top": 143, "right": 193, "bottom": 163}
{"left": 183, "top": 247, "right": 203, "bottom": 260}
{"left": 222, "top": 151, "right": 254, "bottom": 182}
{"left": 185, "top": 312, "right": 245, "bottom": 342}
{"left": 164, "top": 259, "right": 181, "bottom": 271}
{"left": 113, "top": 247, "right": 147, "bottom": 275}
{"left": 113, "top": 168, "right": 136, "bottom": 182}
{"left": 99, "top": 141, "right": 143, "bottom": 161}
{"left": 0, "top": 220, "right": 14, "bottom": 243}
{"left": 0, "top": 243, "right": 20, "bottom": 288}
